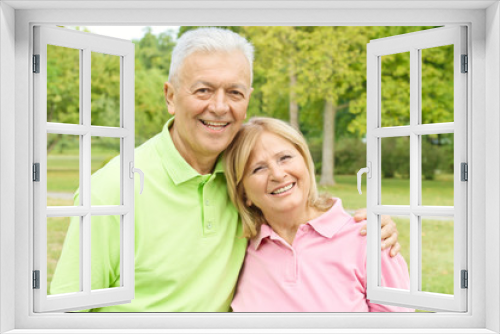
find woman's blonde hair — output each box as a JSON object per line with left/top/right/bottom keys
{"left": 224, "top": 117, "right": 333, "bottom": 239}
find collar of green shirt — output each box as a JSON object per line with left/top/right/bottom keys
{"left": 157, "top": 117, "right": 225, "bottom": 185}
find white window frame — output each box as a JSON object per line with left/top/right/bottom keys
{"left": 33, "top": 25, "right": 136, "bottom": 312}
{"left": 1, "top": 1, "right": 499, "bottom": 333}
{"left": 365, "top": 26, "right": 467, "bottom": 312}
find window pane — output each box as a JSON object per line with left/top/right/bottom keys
{"left": 379, "top": 215, "right": 410, "bottom": 291}
{"left": 91, "top": 137, "right": 121, "bottom": 206}
{"left": 47, "top": 216, "right": 80, "bottom": 295}
{"left": 91, "top": 52, "right": 121, "bottom": 127}
{"left": 47, "top": 133, "right": 79, "bottom": 206}
{"left": 47, "top": 44, "right": 80, "bottom": 124}
{"left": 421, "top": 134, "right": 454, "bottom": 206}
{"left": 91, "top": 215, "right": 121, "bottom": 290}
{"left": 381, "top": 136, "right": 410, "bottom": 205}
{"left": 381, "top": 52, "right": 410, "bottom": 127}
{"left": 421, "top": 216, "right": 454, "bottom": 295}
{"left": 421, "top": 45, "right": 454, "bottom": 124}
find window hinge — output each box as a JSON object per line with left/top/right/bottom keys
{"left": 461, "top": 54, "right": 468, "bottom": 73}
{"left": 33, "top": 163, "right": 40, "bottom": 182}
{"left": 33, "top": 270, "right": 40, "bottom": 289}
{"left": 33, "top": 54, "right": 40, "bottom": 73}
{"left": 461, "top": 270, "right": 468, "bottom": 289}
{"left": 461, "top": 162, "right": 468, "bottom": 181}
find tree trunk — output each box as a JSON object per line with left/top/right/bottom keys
{"left": 289, "top": 71, "right": 299, "bottom": 131}
{"left": 319, "top": 100, "right": 336, "bottom": 186}
{"left": 46, "top": 133, "right": 62, "bottom": 154}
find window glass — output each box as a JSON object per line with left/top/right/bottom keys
{"left": 47, "top": 216, "right": 80, "bottom": 295}
{"left": 381, "top": 136, "right": 410, "bottom": 205}
{"left": 379, "top": 215, "right": 410, "bottom": 291}
{"left": 421, "top": 134, "right": 454, "bottom": 206}
{"left": 421, "top": 216, "right": 454, "bottom": 295}
{"left": 91, "top": 52, "right": 121, "bottom": 127}
{"left": 47, "top": 45, "right": 80, "bottom": 124}
{"left": 47, "top": 133, "right": 79, "bottom": 206}
{"left": 381, "top": 52, "right": 410, "bottom": 127}
{"left": 91, "top": 137, "right": 121, "bottom": 206}
{"left": 91, "top": 215, "right": 121, "bottom": 290}
{"left": 421, "top": 45, "right": 454, "bottom": 124}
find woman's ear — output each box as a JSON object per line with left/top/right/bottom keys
{"left": 245, "top": 199, "right": 252, "bottom": 207}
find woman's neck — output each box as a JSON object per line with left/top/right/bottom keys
{"left": 264, "top": 205, "right": 322, "bottom": 246}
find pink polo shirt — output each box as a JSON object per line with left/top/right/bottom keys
{"left": 231, "top": 198, "right": 413, "bottom": 312}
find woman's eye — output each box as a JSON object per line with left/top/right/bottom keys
{"left": 280, "top": 155, "right": 292, "bottom": 162}
{"left": 252, "top": 166, "right": 264, "bottom": 174}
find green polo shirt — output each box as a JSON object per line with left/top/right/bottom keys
{"left": 50, "top": 118, "right": 248, "bottom": 312}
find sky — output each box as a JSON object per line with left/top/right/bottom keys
{"left": 69, "top": 26, "right": 180, "bottom": 41}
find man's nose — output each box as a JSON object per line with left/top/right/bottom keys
{"left": 208, "top": 90, "right": 230, "bottom": 115}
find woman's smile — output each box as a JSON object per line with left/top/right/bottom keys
{"left": 269, "top": 182, "right": 296, "bottom": 195}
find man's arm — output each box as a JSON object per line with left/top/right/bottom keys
{"left": 50, "top": 193, "right": 121, "bottom": 305}
{"left": 353, "top": 208, "right": 401, "bottom": 257}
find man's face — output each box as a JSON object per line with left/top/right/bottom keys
{"left": 165, "top": 50, "right": 253, "bottom": 164}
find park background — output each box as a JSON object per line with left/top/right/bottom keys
{"left": 46, "top": 26, "right": 455, "bottom": 305}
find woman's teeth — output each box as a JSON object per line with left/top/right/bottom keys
{"left": 272, "top": 183, "right": 294, "bottom": 195}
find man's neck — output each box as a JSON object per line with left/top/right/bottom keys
{"left": 169, "top": 126, "right": 218, "bottom": 175}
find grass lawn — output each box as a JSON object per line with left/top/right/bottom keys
{"left": 46, "top": 155, "right": 455, "bottom": 307}
{"left": 47, "top": 148, "right": 119, "bottom": 193}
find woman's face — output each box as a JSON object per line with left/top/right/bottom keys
{"left": 242, "top": 131, "right": 311, "bottom": 219}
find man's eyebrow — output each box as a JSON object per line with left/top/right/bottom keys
{"left": 227, "top": 83, "right": 249, "bottom": 91}
{"left": 190, "top": 81, "right": 249, "bottom": 92}
{"left": 190, "top": 81, "right": 214, "bottom": 90}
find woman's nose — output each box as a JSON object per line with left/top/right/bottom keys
{"left": 269, "top": 164, "right": 286, "bottom": 181}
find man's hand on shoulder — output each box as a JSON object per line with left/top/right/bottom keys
{"left": 353, "top": 208, "right": 401, "bottom": 257}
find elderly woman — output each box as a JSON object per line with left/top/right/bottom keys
{"left": 224, "top": 117, "right": 412, "bottom": 312}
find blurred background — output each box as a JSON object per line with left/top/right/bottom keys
{"left": 46, "top": 26, "right": 455, "bottom": 302}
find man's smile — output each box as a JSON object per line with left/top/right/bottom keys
{"left": 200, "top": 119, "right": 230, "bottom": 132}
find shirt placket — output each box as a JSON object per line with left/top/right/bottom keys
{"left": 201, "top": 175, "right": 216, "bottom": 236}
{"left": 274, "top": 239, "right": 298, "bottom": 283}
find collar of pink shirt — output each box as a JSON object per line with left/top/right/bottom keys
{"left": 252, "top": 198, "right": 354, "bottom": 250}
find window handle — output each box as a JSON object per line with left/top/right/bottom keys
{"left": 129, "top": 162, "right": 145, "bottom": 194}
{"left": 357, "top": 162, "right": 371, "bottom": 195}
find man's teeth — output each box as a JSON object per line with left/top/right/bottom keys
{"left": 202, "top": 120, "right": 228, "bottom": 129}
{"left": 272, "top": 183, "right": 294, "bottom": 195}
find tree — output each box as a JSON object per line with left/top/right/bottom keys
{"left": 298, "top": 27, "right": 366, "bottom": 185}
{"left": 241, "top": 26, "right": 303, "bottom": 129}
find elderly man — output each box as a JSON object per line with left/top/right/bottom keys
{"left": 51, "top": 27, "right": 399, "bottom": 312}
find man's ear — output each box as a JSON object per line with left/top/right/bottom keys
{"left": 164, "top": 82, "right": 175, "bottom": 116}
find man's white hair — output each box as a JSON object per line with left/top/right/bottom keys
{"left": 168, "top": 27, "right": 254, "bottom": 86}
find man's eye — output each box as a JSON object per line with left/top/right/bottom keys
{"left": 196, "top": 88, "right": 210, "bottom": 94}
{"left": 230, "top": 90, "right": 243, "bottom": 97}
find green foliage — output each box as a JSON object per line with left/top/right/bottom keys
{"left": 334, "top": 138, "right": 367, "bottom": 175}
{"left": 47, "top": 26, "right": 454, "bottom": 180}
{"left": 381, "top": 137, "right": 410, "bottom": 179}
{"left": 47, "top": 44, "right": 80, "bottom": 124}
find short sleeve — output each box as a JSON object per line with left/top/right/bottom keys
{"left": 367, "top": 249, "right": 414, "bottom": 312}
